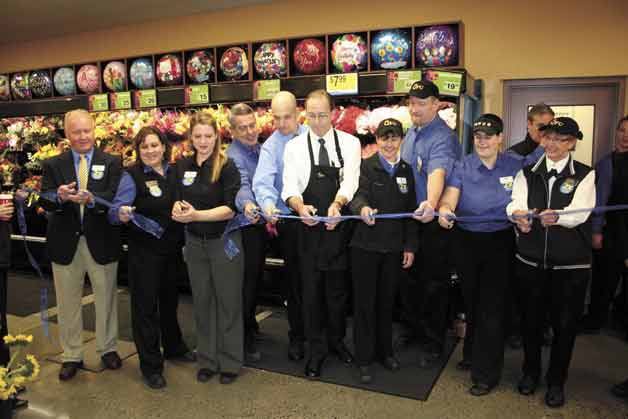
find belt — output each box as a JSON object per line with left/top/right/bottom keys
{"left": 515, "top": 254, "right": 591, "bottom": 270}
{"left": 186, "top": 230, "right": 219, "bottom": 241}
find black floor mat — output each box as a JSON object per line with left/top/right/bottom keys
{"left": 247, "top": 310, "right": 457, "bottom": 401}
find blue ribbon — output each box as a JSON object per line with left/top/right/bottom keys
{"left": 14, "top": 197, "right": 50, "bottom": 337}
{"left": 220, "top": 204, "right": 628, "bottom": 257}
{"left": 37, "top": 190, "right": 165, "bottom": 239}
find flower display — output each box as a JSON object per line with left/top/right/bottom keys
{"left": 0, "top": 335, "right": 39, "bottom": 400}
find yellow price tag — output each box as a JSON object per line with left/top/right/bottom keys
{"left": 134, "top": 89, "right": 157, "bottom": 108}
{"left": 89, "top": 94, "right": 109, "bottom": 112}
{"left": 185, "top": 84, "right": 209, "bottom": 105}
{"left": 326, "top": 73, "right": 358, "bottom": 96}
{"left": 110, "top": 92, "right": 131, "bottom": 110}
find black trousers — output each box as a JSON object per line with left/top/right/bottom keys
{"left": 128, "top": 244, "right": 188, "bottom": 377}
{"left": 588, "top": 246, "right": 625, "bottom": 326}
{"left": 241, "top": 225, "right": 266, "bottom": 342}
{"left": 0, "top": 269, "right": 8, "bottom": 366}
{"left": 455, "top": 228, "right": 513, "bottom": 386}
{"left": 417, "top": 220, "right": 454, "bottom": 351}
{"left": 351, "top": 247, "right": 400, "bottom": 366}
{"left": 302, "top": 266, "right": 348, "bottom": 360}
{"left": 516, "top": 261, "right": 589, "bottom": 386}
{"left": 277, "top": 220, "right": 304, "bottom": 343}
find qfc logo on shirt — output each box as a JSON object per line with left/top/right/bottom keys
{"left": 182, "top": 171, "right": 197, "bottom": 186}
{"left": 145, "top": 180, "right": 162, "bottom": 198}
{"left": 560, "top": 178, "right": 577, "bottom": 194}
{"left": 396, "top": 177, "right": 408, "bottom": 194}
{"left": 91, "top": 165, "right": 105, "bottom": 180}
{"left": 499, "top": 176, "right": 514, "bottom": 192}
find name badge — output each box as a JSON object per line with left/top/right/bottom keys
{"left": 396, "top": 177, "right": 408, "bottom": 194}
{"left": 560, "top": 178, "right": 577, "bottom": 194}
{"left": 145, "top": 180, "right": 162, "bottom": 197}
{"left": 182, "top": 171, "right": 197, "bottom": 186}
{"left": 91, "top": 164, "right": 105, "bottom": 180}
{"left": 499, "top": 176, "right": 514, "bottom": 192}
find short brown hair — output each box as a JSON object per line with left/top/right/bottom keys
{"left": 305, "top": 89, "right": 334, "bottom": 110}
{"left": 229, "top": 103, "right": 255, "bottom": 128}
{"left": 133, "top": 126, "right": 171, "bottom": 166}
{"left": 527, "top": 103, "right": 554, "bottom": 122}
{"left": 617, "top": 115, "right": 628, "bottom": 129}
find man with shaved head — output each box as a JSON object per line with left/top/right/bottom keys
{"left": 40, "top": 109, "right": 123, "bottom": 381}
{"left": 253, "top": 91, "right": 307, "bottom": 361}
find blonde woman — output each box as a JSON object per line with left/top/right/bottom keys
{"left": 172, "top": 113, "right": 244, "bottom": 384}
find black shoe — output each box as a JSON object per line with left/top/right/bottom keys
{"left": 245, "top": 339, "right": 262, "bottom": 363}
{"left": 469, "top": 383, "right": 493, "bottom": 396}
{"left": 166, "top": 351, "right": 197, "bottom": 363}
{"left": 545, "top": 385, "right": 565, "bottom": 408}
{"left": 219, "top": 372, "right": 238, "bottom": 384}
{"left": 611, "top": 379, "right": 628, "bottom": 398}
{"left": 456, "top": 359, "right": 472, "bottom": 371}
{"left": 196, "top": 368, "right": 216, "bottom": 383}
{"left": 288, "top": 340, "right": 305, "bottom": 361}
{"left": 330, "top": 344, "right": 354, "bottom": 365}
{"left": 304, "top": 357, "right": 325, "bottom": 379}
{"left": 59, "top": 361, "right": 83, "bottom": 381}
{"left": 11, "top": 397, "right": 28, "bottom": 410}
{"left": 101, "top": 351, "right": 122, "bottom": 370}
{"left": 507, "top": 334, "right": 523, "bottom": 349}
{"left": 15, "top": 385, "right": 26, "bottom": 395}
{"left": 380, "top": 356, "right": 400, "bottom": 371}
{"left": 359, "top": 366, "right": 372, "bottom": 384}
{"left": 143, "top": 373, "right": 167, "bottom": 389}
{"left": 517, "top": 375, "right": 539, "bottom": 396}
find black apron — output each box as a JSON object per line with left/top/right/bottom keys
{"left": 299, "top": 130, "right": 352, "bottom": 271}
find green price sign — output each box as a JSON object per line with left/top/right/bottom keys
{"left": 425, "top": 71, "right": 464, "bottom": 97}
{"left": 326, "top": 73, "right": 358, "bottom": 96}
{"left": 386, "top": 70, "right": 422, "bottom": 94}
{"left": 89, "top": 94, "right": 109, "bottom": 112}
{"left": 185, "top": 84, "right": 209, "bottom": 105}
{"left": 134, "top": 89, "right": 157, "bottom": 108}
{"left": 109, "top": 91, "right": 131, "bottom": 110}
{"left": 253, "top": 79, "right": 280, "bottom": 101}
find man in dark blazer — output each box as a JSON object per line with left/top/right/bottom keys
{"left": 40, "top": 109, "right": 123, "bottom": 381}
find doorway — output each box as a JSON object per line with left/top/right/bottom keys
{"left": 503, "top": 77, "right": 625, "bottom": 165}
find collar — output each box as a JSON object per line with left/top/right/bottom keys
{"left": 71, "top": 148, "right": 94, "bottom": 164}
{"left": 378, "top": 152, "right": 400, "bottom": 167}
{"left": 232, "top": 138, "right": 260, "bottom": 155}
{"left": 545, "top": 154, "right": 570, "bottom": 174}
{"left": 309, "top": 127, "right": 334, "bottom": 142}
{"left": 414, "top": 114, "right": 438, "bottom": 132}
{"left": 142, "top": 162, "right": 169, "bottom": 175}
{"left": 470, "top": 152, "right": 504, "bottom": 171}
{"left": 532, "top": 153, "right": 574, "bottom": 176}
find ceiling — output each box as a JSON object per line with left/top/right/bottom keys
{"left": 0, "top": 0, "right": 272, "bottom": 45}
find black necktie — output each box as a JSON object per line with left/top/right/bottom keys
{"left": 546, "top": 169, "right": 558, "bottom": 181}
{"left": 318, "top": 138, "right": 330, "bottom": 167}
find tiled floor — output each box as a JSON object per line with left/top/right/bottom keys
{"left": 7, "top": 294, "right": 628, "bottom": 419}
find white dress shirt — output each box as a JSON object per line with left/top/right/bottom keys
{"left": 506, "top": 154, "right": 596, "bottom": 228}
{"left": 281, "top": 127, "right": 361, "bottom": 204}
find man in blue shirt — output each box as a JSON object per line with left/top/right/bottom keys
{"left": 399, "top": 80, "right": 461, "bottom": 363}
{"left": 226, "top": 103, "right": 264, "bottom": 362}
{"left": 585, "top": 115, "right": 628, "bottom": 335}
{"left": 252, "top": 91, "right": 307, "bottom": 361}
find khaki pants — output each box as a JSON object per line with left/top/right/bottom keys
{"left": 52, "top": 237, "right": 118, "bottom": 362}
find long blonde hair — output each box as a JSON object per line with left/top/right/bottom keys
{"left": 188, "top": 113, "right": 227, "bottom": 183}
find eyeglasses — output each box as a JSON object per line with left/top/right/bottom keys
{"left": 235, "top": 123, "right": 257, "bottom": 132}
{"left": 306, "top": 112, "right": 330, "bottom": 121}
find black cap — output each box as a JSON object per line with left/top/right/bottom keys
{"left": 540, "top": 117, "right": 583, "bottom": 140}
{"left": 376, "top": 118, "right": 404, "bottom": 138}
{"left": 473, "top": 114, "right": 503, "bottom": 136}
{"left": 408, "top": 80, "right": 439, "bottom": 99}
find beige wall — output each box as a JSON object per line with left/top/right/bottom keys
{"left": 1, "top": 0, "right": 627, "bottom": 115}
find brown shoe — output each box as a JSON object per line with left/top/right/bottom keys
{"left": 59, "top": 361, "right": 83, "bottom": 381}
{"left": 101, "top": 351, "right": 122, "bottom": 370}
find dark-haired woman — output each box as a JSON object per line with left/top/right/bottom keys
{"left": 109, "top": 126, "right": 193, "bottom": 389}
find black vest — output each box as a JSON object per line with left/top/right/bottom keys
{"left": 517, "top": 156, "right": 593, "bottom": 267}
{"left": 126, "top": 164, "right": 183, "bottom": 254}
